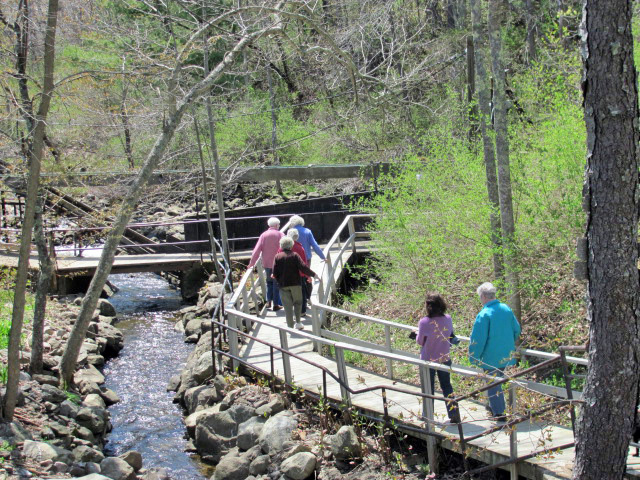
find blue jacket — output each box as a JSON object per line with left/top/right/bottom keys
{"left": 469, "top": 299, "right": 521, "bottom": 370}
{"left": 294, "top": 225, "right": 325, "bottom": 262}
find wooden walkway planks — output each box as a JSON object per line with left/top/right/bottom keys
{"left": 236, "top": 244, "right": 640, "bottom": 479}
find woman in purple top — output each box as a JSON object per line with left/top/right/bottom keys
{"left": 416, "top": 293, "right": 460, "bottom": 424}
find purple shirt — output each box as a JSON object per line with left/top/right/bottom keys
{"left": 417, "top": 315, "right": 453, "bottom": 362}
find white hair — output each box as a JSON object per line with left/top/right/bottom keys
{"left": 280, "top": 236, "right": 294, "bottom": 250}
{"left": 287, "top": 228, "right": 299, "bottom": 240}
{"left": 267, "top": 217, "right": 280, "bottom": 228}
{"left": 289, "top": 215, "right": 305, "bottom": 227}
{"left": 476, "top": 282, "right": 497, "bottom": 300}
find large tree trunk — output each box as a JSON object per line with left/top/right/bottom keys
{"left": 573, "top": 0, "right": 640, "bottom": 478}
{"left": 4, "top": 0, "right": 59, "bottom": 421}
{"left": 488, "top": 0, "right": 521, "bottom": 320}
{"left": 471, "top": 0, "right": 503, "bottom": 284}
{"left": 30, "top": 196, "right": 53, "bottom": 376}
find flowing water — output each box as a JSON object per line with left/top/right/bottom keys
{"left": 101, "top": 272, "right": 209, "bottom": 480}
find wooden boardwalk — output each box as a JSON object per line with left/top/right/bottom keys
{"left": 233, "top": 235, "right": 640, "bottom": 479}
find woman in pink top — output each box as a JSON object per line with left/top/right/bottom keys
{"left": 248, "top": 217, "right": 284, "bottom": 310}
{"left": 416, "top": 293, "right": 460, "bottom": 424}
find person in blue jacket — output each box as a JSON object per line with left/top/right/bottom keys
{"left": 469, "top": 282, "right": 521, "bottom": 422}
{"left": 289, "top": 215, "right": 328, "bottom": 313}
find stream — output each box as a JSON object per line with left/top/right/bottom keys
{"left": 100, "top": 272, "right": 209, "bottom": 480}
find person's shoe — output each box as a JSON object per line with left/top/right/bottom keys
{"left": 273, "top": 305, "right": 282, "bottom": 311}
{"left": 294, "top": 322, "right": 304, "bottom": 330}
{"left": 266, "top": 301, "right": 272, "bottom": 309}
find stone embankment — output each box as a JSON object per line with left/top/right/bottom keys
{"left": 171, "top": 281, "right": 434, "bottom": 480}
{"left": 0, "top": 295, "right": 169, "bottom": 480}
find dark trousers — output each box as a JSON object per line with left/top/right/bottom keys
{"left": 429, "top": 360, "right": 460, "bottom": 421}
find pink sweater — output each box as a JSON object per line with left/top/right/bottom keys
{"left": 248, "top": 227, "right": 284, "bottom": 269}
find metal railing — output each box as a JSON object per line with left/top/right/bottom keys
{"left": 224, "top": 214, "right": 588, "bottom": 479}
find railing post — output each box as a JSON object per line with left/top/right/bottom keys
{"left": 334, "top": 346, "right": 351, "bottom": 406}
{"left": 279, "top": 329, "right": 292, "bottom": 385}
{"left": 559, "top": 349, "right": 577, "bottom": 433}
{"left": 384, "top": 325, "right": 393, "bottom": 379}
{"left": 311, "top": 302, "right": 321, "bottom": 352}
{"left": 348, "top": 216, "right": 356, "bottom": 256}
{"left": 509, "top": 382, "right": 518, "bottom": 480}
{"left": 257, "top": 260, "right": 267, "bottom": 302}
{"left": 228, "top": 313, "right": 239, "bottom": 371}
{"left": 419, "top": 364, "right": 438, "bottom": 475}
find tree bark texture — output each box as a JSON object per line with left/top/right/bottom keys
{"left": 488, "top": 0, "right": 521, "bottom": 320}
{"left": 267, "top": 65, "right": 283, "bottom": 196}
{"left": 471, "top": 0, "right": 504, "bottom": 285}
{"left": 573, "top": 1, "right": 640, "bottom": 478}
{"left": 30, "top": 197, "right": 53, "bottom": 376}
{"left": 4, "top": 0, "right": 59, "bottom": 421}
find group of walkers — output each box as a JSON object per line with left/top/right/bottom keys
{"left": 249, "top": 216, "right": 521, "bottom": 425}
{"left": 415, "top": 282, "right": 521, "bottom": 425}
{"left": 248, "top": 215, "right": 327, "bottom": 330}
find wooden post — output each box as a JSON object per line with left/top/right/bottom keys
{"left": 384, "top": 325, "right": 393, "bottom": 378}
{"left": 348, "top": 216, "right": 357, "bottom": 256}
{"left": 509, "top": 382, "right": 518, "bottom": 480}
{"left": 311, "top": 303, "right": 321, "bottom": 352}
{"left": 228, "top": 313, "right": 239, "bottom": 371}
{"left": 334, "top": 346, "right": 351, "bottom": 405}
{"left": 419, "top": 364, "right": 438, "bottom": 474}
{"left": 257, "top": 260, "right": 267, "bottom": 303}
{"left": 279, "top": 329, "right": 292, "bottom": 385}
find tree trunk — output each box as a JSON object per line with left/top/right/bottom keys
{"left": 466, "top": 34, "right": 477, "bottom": 138}
{"left": 30, "top": 196, "right": 53, "bottom": 376}
{"left": 525, "top": 0, "right": 536, "bottom": 64}
{"left": 120, "top": 60, "right": 134, "bottom": 169}
{"left": 573, "top": 0, "right": 640, "bottom": 478}
{"left": 267, "top": 65, "right": 283, "bottom": 196}
{"left": 471, "top": 0, "right": 504, "bottom": 284}
{"left": 4, "top": 0, "right": 59, "bottom": 421}
{"left": 58, "top": 21, "right": 266, "bottom": 387}
{"left": 488, "top": 0, "right": 520, "bottom": 320}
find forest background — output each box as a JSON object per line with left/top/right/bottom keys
{"left": 0, "top": 0, "right": 612, "bottom": 370}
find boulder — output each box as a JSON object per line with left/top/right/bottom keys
{"left": 97, "top": 299, "right": 117, "bottom": 317}
{"left": 32, "top": 374, "right": 58, "bottom": 386}
{"left": 185, "top": 404, "right": 221, "bottom": 436}
{"left": 249, "top": 454, "right": 270, "bottom": 476}
{"left": 22, "top": 440, "right": 72, "bottom": 464}
{"left": 213, "top": 450, "right": 250, "bottom": 480}
{"left": 76, "top": 406, "right": 108, "bottom": 434}
{"left": 59, "top": 399, "right": 81, "bottom": 418}
{"left": 191, "top": 352, "right": 214, "bottom": 384}
{"left": 184, "top": 319, "right": 205, "bottom": 337}
{"left": 167, "top": 375, "right": 181, "bottom": 393}
{"left": 100, "top": 456, "right": 135, "bottom": 480}
{"left": 280, "top": 452, "right": 317, "bottom": 480}
{"left": 75, "top": 365, "right": 105, "bottom": 386}
{"left": 84, "top": 393, "right": 106, "bottom": 409}
{"left": 194, "top": 426, "right": 235, "bottom": 462}
{"left": 140, "top": 467, "right": 171, "bottom": 480}
{"left": 181, "top": 265, "right": 207, "bottom": 302}
{"left": 119, "top": 451, "right": 142, "bottom": 471}
{"left": 254, "top": 395, "right": 285, "bottom": 418}
{"left": 327, "top": 426, "right": 362, "bottom": 460}
{"left": 99, "top": 388, "right": 121, "bottom": 406}
{"left": 237, "top": 416, "right": 266, "bottom": 451}
{"left": 72, "top": 445, "right": 105, "bottom": 463}
{"left": 0, "top": 420, "right": 32, "bottom": 444}
{"left": 184, "top": 386, "right": 221, "bottom": 414}
{"left": 258, "top": 411, "right": 298, "bottom": 455}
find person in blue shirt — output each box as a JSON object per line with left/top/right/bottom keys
{"left": 289, "top": 215, "right": 328, "bottom": 314}
{"left": 469, "top": 282, "right": 521, "bottom": 422}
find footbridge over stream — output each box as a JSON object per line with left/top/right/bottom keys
{"left": 222, "top": 214, "right": 640, "bottom": 480}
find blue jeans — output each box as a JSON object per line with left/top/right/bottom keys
{"left": 429, "top": 360, "right": 460, "bottom": 421}
{"left": 484, "top": 368, "right": 506, "bottom": 416}
{"left": 264, "top": 268, "right": 281, "bottom": 306}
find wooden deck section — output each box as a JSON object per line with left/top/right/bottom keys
{"left": 236, "top": 246, "right": 640, "bottom": 480}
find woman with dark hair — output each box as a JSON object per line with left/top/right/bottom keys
{"left": 416, "top": 293, "right": 461, "bottom": 424}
